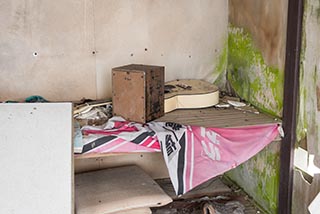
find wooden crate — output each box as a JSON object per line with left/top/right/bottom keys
{"left": 112, "top": 64, "right": 164, "bottom": 123}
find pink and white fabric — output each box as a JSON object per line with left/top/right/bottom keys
{"left": 80, "top": 116, "right": 280, "bottom": 195}
{"left": 81, "top": 116, "right": 160, "bottom": 154}
{"left": 148, "top": 121, "right": 280, "bottom": 195}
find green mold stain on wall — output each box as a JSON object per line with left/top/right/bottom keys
{"left": 226, "top": 26, "right": 282, "bottom": 214}
{"left": 227, "top": 26, "right": 284, "bottom": 117}
{"left": 226, "top": 142, "right": 280, "bottom": 214}
{"left": 213, "top": 40, "right": 228, "bottom": 90}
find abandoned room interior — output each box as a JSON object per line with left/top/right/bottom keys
{"left": 1, "top": 0, "right": 320, "bottom": 214}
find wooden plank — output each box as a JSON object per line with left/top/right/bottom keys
{"left": 75, "top": 166, "right": 172, "bottom": 214}
{"left": 0, "top": 103, "right": 73, "bottom": 214}
{"left": 156, "top": 107, "right": 279, "bottom": 128}
{"left": 75, "top": 107, "right": 281, "bottom": 176}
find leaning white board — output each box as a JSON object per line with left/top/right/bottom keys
{"left": 0, "top": 103, "right": 73, "bottom": 214}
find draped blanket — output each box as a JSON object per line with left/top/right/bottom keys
{"left": 80, "top": 117, "right": 280, "bottom": 195}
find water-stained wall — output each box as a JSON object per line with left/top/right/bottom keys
{"left": 297, "top": 0, "right": 320, "bottom": 167}
{"left": 228, "top": 0, "right": 288, "bottom": 117}
{"left": 293, "top": 0, "right": 320, "bottom": 213}
{"left": 226, "top": 0, "right": 288, "bottom": 213}
{"left": 0, "top": 0, "right": 228, "bottom": 101}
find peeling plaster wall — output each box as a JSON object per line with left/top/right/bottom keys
{"left": 293, "top": 0, "right": 320, "bottom": 213}
{"left": 297, "top": 0, "right": 320, "bottom": 166}
{"left": 227, "top": 0, "right": 288, "bottom": 213}
{"left": 0, "top": 0, "right": 228, "bottom": 101}
{"left": 227, "top": 141, "right": 281, "bottom": 214}
{"left": 228, "top": 0, "right": 288, "bottom": 117}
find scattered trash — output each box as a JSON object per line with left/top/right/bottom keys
{"left": 74, "top": 100, "right": 112, "bottom": 117}
{"left": 25, "top": 95, "right": 48, "bottom": 103}
{"left": 202, "top": 200, "right": 245, "bottom": 214}
{"left": 74, "top": 99, "right": 113, "bottom": 127}
{"left": 4, "top": 95, "right": 48, "bottom": 103}
{"left": 75, "top": 106, "right": 112, "bottom": 127}
{"left": 215, "top": 103, "right": 231, "bottom": 108}
{"left": 215, "top": 94, "right": 262, "bottom": 114}
{"left": 73, "top": 121, "right": 84, "bottom": 153}
{"left": 227, "top": 100, "right": 246, "bottom": 107}
{"left": 221, "top": 96, "right": 241, "bottom": 102}
{"left": 191, "top": 196, "right": 231, "bottom": 203}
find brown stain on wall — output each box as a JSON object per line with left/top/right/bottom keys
{"left": 229, "top": 0, "right": 288, "bottom": 69}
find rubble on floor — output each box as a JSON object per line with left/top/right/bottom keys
{"left": 151, "top": 177, "right": 264, "bottom": 214}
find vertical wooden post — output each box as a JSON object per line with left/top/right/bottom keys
{"left": 279, "top": 0, "right": 304, "bottom": 213}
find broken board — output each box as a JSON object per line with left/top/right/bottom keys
{"left": 75, "top": 165, "right": 172, "bottom": 214}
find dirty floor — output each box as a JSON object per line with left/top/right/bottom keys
{"left": 151, "top": 176, "right": 264, "bottom": 214}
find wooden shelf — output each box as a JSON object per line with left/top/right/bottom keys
{"left": 75, "top": 107, "right": 281, "bottom": 178}
{"left": 156, "top": 107, "right": 280, "bottom": 128}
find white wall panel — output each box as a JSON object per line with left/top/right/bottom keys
{"left": 0, "top": 103, "right": 73, "bottom": 214}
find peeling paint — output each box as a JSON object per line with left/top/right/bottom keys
{"left": 227, "top": 26, "right": 284, "bottom": 117}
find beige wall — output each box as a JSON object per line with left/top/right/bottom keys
{"left": 0, "top": 0, "right": 228, "bottom": 101}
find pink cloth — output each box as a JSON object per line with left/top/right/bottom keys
{"left": 80, "top": 117, "right": 280, "bottom": 195}
{"left": 81, "top": 116, "right": 160, "bottom": 154}
{"left": 148, "top": 122, "right": 280, "bottom": 195}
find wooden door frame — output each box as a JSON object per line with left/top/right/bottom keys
{"left": 278, "top": 0, "right": 304, "bottom": 213}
